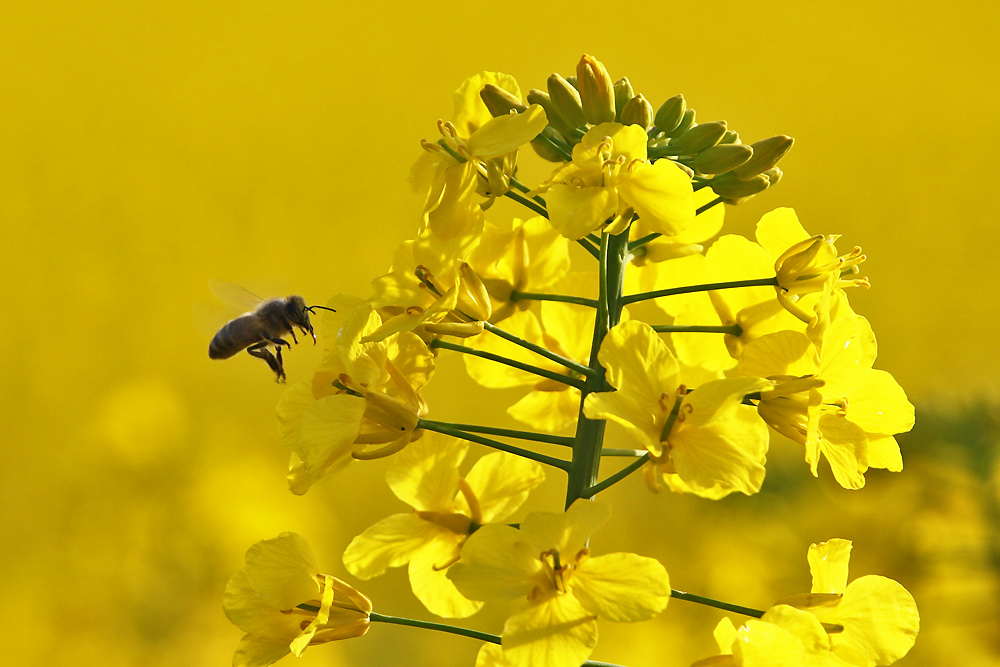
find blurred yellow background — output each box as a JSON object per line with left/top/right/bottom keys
{"left": 2, "top": 1, "right": 998, "bottom": 665}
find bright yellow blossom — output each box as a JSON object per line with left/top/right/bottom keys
{"left": 342, "top": 433, "right": 544, "bottom": 618}
{"left": 277, "top": 299, "right": 434, "bottom": 494}
{"left": 583, "top": 320, "right": 772, "bottom": 497}
{"left": 224, "top": 533, "right": 371, "bottom": 667}
{"left": 533, "top": 122, "right": 695, "bottom": 240}
{"left": 448, "top": 500, "right": 670, "bottom": 667}
{"left": 468, "top": 215, "right": 571, "bottom": 322}
{"left": 739, "top": 313, "right": 914, "bottom": 489}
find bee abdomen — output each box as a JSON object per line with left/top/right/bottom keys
{"left": 209, "top": 316, "right": 258, "bottom": 359}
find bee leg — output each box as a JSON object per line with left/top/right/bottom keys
{"left": 247, "top": 341, "right": 286, "bottom": 383}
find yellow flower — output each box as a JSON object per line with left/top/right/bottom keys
{"left": 755, "top": 208, "right": 868, "bottom": 324}
{"left": 367, "top": 231, "right": 492, "bottom": 343}
{"left": 693, "top": 540, "right": 918, "bottom": 667}
{"left": 448, "top": 500, "right": 670, "bottom": 667}
{"left": 462, "top": 281, "right": 596, "bottom": 433}
{"left": 738, "top": 313, "right": 914, "bottom": 489}
{"left": 342, "top": 433, "right": 544, "bottom": 618}
{"left": 277, "top": 299, "right": 434, "bottom": 494}
{"left": 583, "top": 320, "right": 771, "bottom": 497}
{"left": 224, "top": 533, "right": 371, "bottom": 667}
{"left": 534, "top": 122, "right": 695, "bottom": 239}
{"left": 467, "top": 215, "right": 571, "bottom": 322}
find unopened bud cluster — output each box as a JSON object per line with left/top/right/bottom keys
{"left": 480, "top": 54, "right": 794, "bottom": 206}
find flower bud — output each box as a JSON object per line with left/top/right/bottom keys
{"left": 710, "top": 172, "right": 770, "bottom": 199}
{"left": 525, "top": 88, "right": 573, "bottom": 135}
{"left": 761, "top": 166, "right": 783, "bottom": 187}
{"left": 693, "top": 143, "right": 753, "bottom": 175}
{"left": 456, "top": 261, "right": 493, "bottom": 321}
{"left": 669, "top": 108, "right": 696, "bottom": 138}
{"left": 620, "top": 94, "right": 654, "bottom": 128}
{"left": 677, "top": 121, "right": 728, "bottom": 154}
{"left": 613, "top": 77, "right": 634, "bottom": 119}
{"left": 480, "top": 83, "right": 527, "bottom": 117}
{"left": 719, "top": 129, "right": 740, "bottom": 145}
{"left": 733, "top": 135, "right": 794, "bottom": 180}
{"left": 546, "top": 73, "right": 587, "bottom": 131}
{"left": 653, "top": 94, "right": 686, "bottom": 134}
{"left": 576, "top": 54, "right": 617, "bottom": 124}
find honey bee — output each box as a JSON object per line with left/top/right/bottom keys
{"left": 208, "top": 289, "right": 335, "bottom": 382}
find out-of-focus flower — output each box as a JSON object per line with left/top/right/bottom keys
{"left": 583, "top": 320, "right": 771, "bottom": 497}
{"left": 277, "top": 299, "right": 434, "bottom": 494}
{"left": 533, "top": 122, "right": 695, "bottom": 240}
{"left": 342, "top": 433, "right": 544, "bottom": 618}
{"left": 448, "top": 500, "right": 670, "bottom": 667}
{"left": 694, "top": 539, "right": 918, "bottom": 666}
{"left": 224, "top": 533, "right": 371, "bottom": 667}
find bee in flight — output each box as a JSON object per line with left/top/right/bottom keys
{"left": 208, "top": 287, "right": 335, "bottom": 382}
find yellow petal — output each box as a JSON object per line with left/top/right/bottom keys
{"left": 448, "top": 524, "right": 542, "bottom": 602}
{"left": 385, "top": 432, "right": 466, "bottom": 512}
{"left": 816, "top": 415, "right": 868, "bottom": 490}
{"left": 598, "top": 320, "right": 679, "bottom": 404}
{"left": 807, "top": 539, "right": 853, "bottom": 594}
{"left": 463, "top": 452, "right": 545, "bottom": 524}
{"left": 224, "top": 569, "right": 304, "bottom": 639}
{"left": 616, "top": 159, "right": 695, "bottom": 236}
{"left": 584, "top": 390, "right": 662, "bottom": 454}
{"left": 466, "top": 105, "right": 547, "bottom": 158}
{"left": 669, "top": 410, "right": 768, "bottom": 497}
{"left": 232, "top": 634, "right": 293, "bottom": 667}
{"left": 508, "top": 388, "right": 581, "bottom": 435}
{"left": 733, "top": 618, "right": 807, "bottom": 667}
{"left": 245, "top": 533, "right": 320, "bottom": 609}
{"left": 738, "top": 331, "right": 818, "bottom": 379}
{"left": 546, "top": 183, "right": 616, "bottom": 240}
{"left": 521, "top": 499, "right": 611, "bottom": 556}
{"left": 409, "top": 537, "right": 483, "bottom": 618}
{"left": 342, "top": 513, "right": 441, "bottom": 579}
{"left": 290, "top": 395, "right": 366, "bottom": 480}
{"left": 453, "top": 72, "right": 521, "bottom": 137}
{"left": 573, "top": 552, "right": 670, "bottom": 622}
{"left": 847, "top": 369, "right": 914, "bottom": 436}
{"left": 754, "top": 208, "right": 810, "bottom": 259}
{"left": 866, "top": 434, "right": 903, "bottom": 471}
{"left": 502, "top": 594, "right": 598, "bottom": 667}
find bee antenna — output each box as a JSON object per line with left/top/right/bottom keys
{"left": 307, "top": 305, "right": 337, "bottom": 313}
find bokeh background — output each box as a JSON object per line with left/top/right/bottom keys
{"left": 2, "top": 1, "right": 998, "bottom": 665}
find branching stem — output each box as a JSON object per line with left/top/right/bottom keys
{"left": 429, "top": 338, "right": 586, "bottom": 390}
{"left": 622, "top": 277, "right": 779, "bottom": 306}
{"left": 483, "top": 321, "right": 593, "bottom": 378}
{"left": 420, "top": 420, "right": 575, "bottom": 447}
{"left": 418, "top": 419, "right": 571, "bottom": 471}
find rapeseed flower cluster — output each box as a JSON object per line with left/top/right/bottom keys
{"left": 222, "top": 55, "right": 918, "bottom": 667}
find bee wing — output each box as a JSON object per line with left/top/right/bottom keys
{"left": 207, "top": 281, "right": 265, "bottom": 314}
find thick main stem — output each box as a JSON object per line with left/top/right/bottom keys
{"left": 564, "top": 229, "right": 629, "bottom": 508}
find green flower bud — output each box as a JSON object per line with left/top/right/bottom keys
{"left": 620, "top": 94, "right": 653, "bottom": 129}
{"left": 480, "top": 84, "right": 527, "bottom": 117}
{"left": 762, "top": 166, "right": 783, "bottom": 187}
{"left": 613, "top": 77, "right": 634, "bottom": 119}
{"left": 576, "top": 54, "right": 616, "bottom": 125}
{"left": 546, "top": 73, "right": 587, "bottom": 131}
{"left": 527, "top": 88, "right": 575, "bottom": 138}
{"left": 693, "top": 143, "right": 754, "bottom": 175}
{"left": 710, "top": 172, "right": 770, "bottom": 199}
{"left": 733, "top": 135, "right": 794, "bottom": 180}
{"left": 669, "top": 108, "right": 696, "bottom": 138}
{"left": 719, "top": 130, "right": 740, "bottom": 145}
{"left": 653, "top": 94, "right": 686, "bottom": 134}
{"left": 677, "top": 121, "right": 728, "bottom": 154}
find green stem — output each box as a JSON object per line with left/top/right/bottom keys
{"left": 577, "top": 237, "right": 601, "bottom": 259}
{"left": 696, "top": 196, "right": 724, "bottom": 215}
{"left": 600, "top": 448, "right": 647, "bottom": 457}
{"left": 628, "top": 232, "right": 660, "bottom": 252}
{"left": 564, "top": 230, "right": 629, "bottom": 508}
{"left": 510, "top": 291, "right": 598, "bottom": 308}
{"left": 584, "top": 453, "right": 649, "bottom": 496}
{"left": 483, "top": 321, "right": 594, "bottom": 378}
{"left": 420, "top": 420, "right": 575, "bottom": 447}
{"left": 369, "top": 612, "right": 500, "bottom": 644}
{"left": 652, "top": 324, "right": 743, "bottom": 335}
{"left": 429, "top": 338, "right": 586, "bottom": 390}
{"left": 669, "top": 590, "right": 765, "bottom": 619}
{"left": 504, "top": 189, "right": 549, "bottom": 218}
{"left": 621, "top": 277, "right": 779, "bottom": 306}
{"left": 418, "top": 419, "right": 571, "bottom": 471}
{"left": 668, "top": 591, "right": 844, "bottom": 633}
